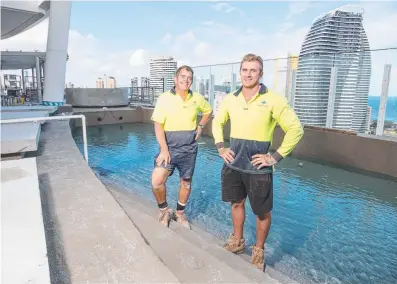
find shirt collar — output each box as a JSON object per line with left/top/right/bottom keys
{"left": 170, "top": 87, "right": 193, "bottom": 96}
{"left": 233, "top": 83, "right": 268, "bottom": 97}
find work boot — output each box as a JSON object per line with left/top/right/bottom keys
{"left": 223, "top": 233, "right": 245, "bottom": 254}
{"left": 251, "top": 245, "right": 265, "bottom": 270}
{"left": 173, "top": 210, "right": 191, "bottom": 229}
{"left": 158, "top": 208, "right": 171, "bottom": 227}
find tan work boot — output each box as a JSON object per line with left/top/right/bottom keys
{"left": 223, "top": 233, "right": 245, "bottom": 254}
{"left": 173, "top": 210, "right": 191, "bottom": 229}
{"left": 251, "top": 245, "right": 265, "bottom": 270}
{"left": 158, "top": 208, "right": 171, "bottom": 227}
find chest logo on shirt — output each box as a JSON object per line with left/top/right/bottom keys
{"left": 257, "top": 99, "right": 268, "bottom": 107}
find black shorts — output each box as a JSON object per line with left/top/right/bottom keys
{"left": 154, "top": 151, "right": 197, "bottom": 180}
{"left": 221, "top": 165, "right": 273, "bottom": 216}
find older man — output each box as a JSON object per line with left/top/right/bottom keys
{"left": 212, "top": 53, "right": 304, "bottom": 270}
{"left": 151, "top": 65, "right": 212, "bottom": 229}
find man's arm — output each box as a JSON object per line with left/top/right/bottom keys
{"left": 154, "top": 122, "right": 168, "bottom": 152}
{"left": 212, "top": 97, "right": 235, "bottom": 163}
{"left": 151, "top": 96, "right": 171, "bottom": 165}
{"left": 198, "top": 96, "right": 213, "bottom": 128}
{"left": 271, "top": 96, "right": 304, "bottom": 162}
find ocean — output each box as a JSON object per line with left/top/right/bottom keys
{"left": 368, "top": 96, "right": 397, "bottom": 122}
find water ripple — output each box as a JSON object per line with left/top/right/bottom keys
{"left": 74, "top": 123, "right": 397, "bottom": 284}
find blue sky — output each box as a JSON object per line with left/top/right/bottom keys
{"left": 2, "top": 1, "right": 397, "bottom": 95}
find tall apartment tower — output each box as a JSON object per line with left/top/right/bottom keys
{"left": 131, "top": 77, "right": 138, "bottom": 98}
{"left": 96, "top": 78, "right": 104, "bottom": 88}
{"left": 149, "top": 56, "right": 177, "bottom": 98}
{"left": 294, "top": 5, "right": 371, "bottom": 132}
{"left": 107, "top": 77, "right": 116, "bottom": 88}
{"left": 284, "top": 53, "right": 299, "bottom": 98}
{"left": 140, "top": 76, "right": 150, "bottom": 100}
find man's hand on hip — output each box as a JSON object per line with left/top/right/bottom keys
{"left": 251, "top": 153, "right": 277, "bottom": 169}
{"left": 218, "top": 147, "right": 235, "bottom": 164}
{"left": 156, "top": 149, "right": 171, "bottom": 167}
{"left": 195, "top": 126, "right": 203, "bottom": 140}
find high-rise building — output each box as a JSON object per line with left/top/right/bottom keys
{"left": 141, "top": 77, "right": 150, "bottom": 87}
{"left": 131, "top": 77, "right": 138, "bottom": 98}
{"left": 140, "top": 76, "right": 150, "bottom": 100}
{"left": 294, "top": 5, "right": 371, "bottom": 132}
{"left": 107, "top": 76, "right": 116, "bottom": 88}
{"left": 149, "top": 56, "right": 177, "bottom": 98}
{"left": 284, "top": 53, "right": 299, "bottom": 98}
{"left": 96, "top": 77, "right": 104, "bottom": 88}
{"left": 214, "top": 92, "right": 228, "bottom": 115}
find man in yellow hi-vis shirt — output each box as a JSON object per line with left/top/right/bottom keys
{"left": 212, "top": 54, "right": 304, "bottom": 270}
{"left": 151, "top": 65, "right": 212, "bottom": 229}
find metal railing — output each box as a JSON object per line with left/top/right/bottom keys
{"left": 0, "top": 114, "right": 88, "bottom": 163}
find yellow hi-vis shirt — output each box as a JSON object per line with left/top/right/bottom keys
{"left": 212, "top": 84, "right": 304, "bottom": 174}
{"left": 151, "top": 88, "right": 212, "bottom": 153}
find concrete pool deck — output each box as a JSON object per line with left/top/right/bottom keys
{"left": 35, "top": 120, "right": 179, "bottom": 283}
{"left": 32, "top": 118, "right": 290, "bottom": 283}
{"left": 1, "top": 157, "right": 51, "bottom": 284}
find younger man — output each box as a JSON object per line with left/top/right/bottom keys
{"left": 212, "top": 54, "right": 304, "bottom": 269}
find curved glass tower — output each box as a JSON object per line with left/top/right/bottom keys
{"left": 294, "top": 5, "right": 371, "bottom": 132}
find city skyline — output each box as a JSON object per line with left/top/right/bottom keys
{"left": 1, "top": 1, "right": 396, "bottom": 97}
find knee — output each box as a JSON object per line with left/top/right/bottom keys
{"left": 152, "top": 176, "right": 166, "bottom": 189}
{"left": 231, "top": 199, "right": 245, "bottom": 209}
{"left": 257, "top": 211, "right": 271, "bottom": 221}
{"left": 180, "top": 178, "right": 192, "bottom": 190}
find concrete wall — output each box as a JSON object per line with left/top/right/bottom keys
{"left": 65, "top": 88, "right": 128, "bottom": 107}
{"left": 75, "top": 107, "right": 397, "bottom": 179}
{"left": 72, "top": 107, "right": 142, "bottom": 127}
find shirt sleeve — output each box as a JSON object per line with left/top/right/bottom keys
{"left": 271, "top": 95, "right": 304, "bottom": 161}
{"left": 212, "top": 97, "right": 229, "bottom": 147}
{"left": 198, "top": 95, "right": 212, "bottom": 115}
{"left": 151, "top": 95, "right": 167, "bottom": 124}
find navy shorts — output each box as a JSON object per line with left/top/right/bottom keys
{"left": 221, "top": 164, "right": 273, "bottom": 216}
{"left": 154, "top": 150, "right": 197, "bottom": 180}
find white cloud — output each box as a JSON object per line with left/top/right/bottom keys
{"left": 176, "top": 30, "right": 196, "bottom": 42}
{"left": 129, "top": 49, "right": 149, "bottom": 67}
{"left": 211, "top": 2, "right": 244, "bottom": 17}
{"left": 194, "top": 42, "right": 211, "bottom": 58}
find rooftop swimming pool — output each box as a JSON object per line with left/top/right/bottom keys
{"left": 73, "top": 123, "right": 397, "bottom": 284}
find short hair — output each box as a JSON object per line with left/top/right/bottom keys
{"left": 176, "top": 65, "right": 194, "bottom": 77}
{"left": 240, "top": 53, "right": 263, "bottom": 72}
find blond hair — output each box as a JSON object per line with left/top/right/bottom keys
{"left": 240, "top": 53, "right": 263, "bottom": 72}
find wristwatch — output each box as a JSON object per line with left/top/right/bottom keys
{"left": 198, "top": 123, "right": 205, "bottom": 129}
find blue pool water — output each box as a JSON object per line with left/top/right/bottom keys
{"left": 73, "top": 123, "right": 397, "bottom": 284}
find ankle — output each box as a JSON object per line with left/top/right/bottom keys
{"left": 158, "top": 201, "right": 168, "bottom": 210}
{"left": 233, "top": 233, "right": 244, "bottom": 240}
{"left": 176, "top": 200, "right": 186, "bottom": 211}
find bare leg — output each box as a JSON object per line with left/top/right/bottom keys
{"left": 256, "top": 211, "right": 272, "bottom": 249}
{"left": 178, "top": 178, "right": 192, "bottom": 204}
{"left": 151, "top": 167, "right": 170, "bottom": 204}
{"left": 231, "top": 199, "right": 246, "bottom": 240}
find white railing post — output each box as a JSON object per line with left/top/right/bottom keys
{"left": 0, "top": 114, "right": 89, "bottom": 163}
